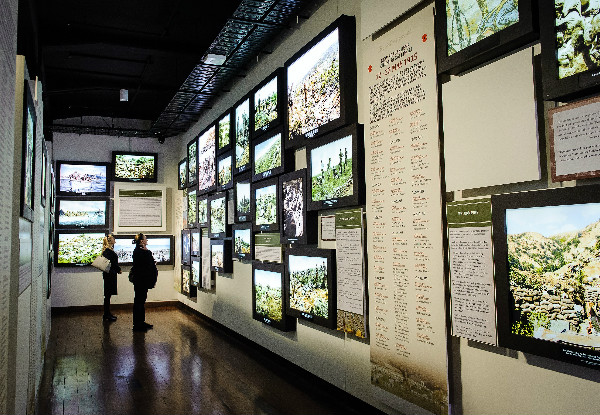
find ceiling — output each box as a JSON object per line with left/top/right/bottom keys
{"left": 35, "top": 0, "right": 317, "bottom": 140}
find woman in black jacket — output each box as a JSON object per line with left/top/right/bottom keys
{"left": 101, "top": 234, "right": 122, "bottom": 321}
{"left": 131, "top": 233, "right": 158, "bottom": 332}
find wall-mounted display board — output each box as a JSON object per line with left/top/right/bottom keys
{"left": 252, "top": 127, "right": 288, "bottom": 182}
{"left": 306, "top": 124, "right": 364, "bottom": 211}
{"left": 253, "top": 261, "right": 296, "bottom": 331}
{"left": 197, "top": 194, "right": 208, "bottom": 228}
{"left": 232, "top": 223, "right": 253, "bottom": 261}
{"left": 56, "top": 160, "right": 110, "bottom": 197}
{"left": 435, "top": 0, "right": 536, "bottom": 75}
{"left": 447, "top": 198, "right": 496, "bottom": 344}
{"left": 234, "top": 96, "right": 252, "bottom": 175}
{"left": 251, "top": 177, "right": 280, "bottom": 233}
{"left": 254, "top": 232, "right": 283, "bottom": 263}
{"left": 540, "top": 4, "right": 600, "bottom": 101}
{"left": 252, "top": 67, "right": 285, "bottom": 139}
{"left": 285, "top": 246, "right": 336, "bottom": 329}
{"left": 114, "top": 183, "right": 167, "bottom": 232}
{"left": 548, "top": 96, "right": 600, "bottom": 182}
{"left": 217, "top": 151, "right": 234, "bottom": 191}
{"left": 217, "top": 110, "right": 233, "bottom": 155}
{"left": 113, "top": 234, "right": 174, "bottom": 266}
{"left": 112, "top": 151, "right": 158, "bottom": 183}
{"left": 181, "top": 229, "right": 191, "bottom": 266}
{"left": 191, "top": 257, "right": 200, "bottom": 287}
{"left": 208, "top": 192, "right": 230, "bottom": 239}
{"left": 54, "top": 230, "right": 106, "bottom": 266}
{"left": 364, "top": 6, "right": 448, "bottom": 414}
{"left": 187, "top": 137, "right": 198, "bottom": 187}
{"left": 493, "top": 185, "right": 600, "bottom": 369}
{"left": 20, "top": 80, "right": 36, "bottom": 222}
{"left": 279, "top": 169, "right": 317, "bottom": 245}
{"left": 234, "top": 172, "right": 252, "bottom": 222}
{"left": 56, "top": 197, "right": 109, "bottom": 229}
{"left": 285, "top": 15, "right": 357, "bottom": 149}
{"left": 178, "top": 158, "right": 187, "bottom": 190}
{"left": 210, "top": 238, "right": 232, "bottom": 273}
{"left": 187, "top": 187, "right": 198, "bottom": 228}
{"left": 198, "top": 125, "right": 217, "bottom": 194}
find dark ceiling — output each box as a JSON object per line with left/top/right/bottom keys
{"left": 32, "top": 0, "right": 317, "bottom": 139}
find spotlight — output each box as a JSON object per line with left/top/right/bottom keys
{"left": 158, "top": 137, "right": 165, "bottom": 144}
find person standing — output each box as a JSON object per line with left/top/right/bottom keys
{"left": 101, "top": 234, "right": 122, "bottom": 321}
{"left": 131, "top": 233, "right": 158, "bottom": 332}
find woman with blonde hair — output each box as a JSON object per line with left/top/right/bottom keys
{"left": 101, "top": 234, "right": 122, "bottom": 321}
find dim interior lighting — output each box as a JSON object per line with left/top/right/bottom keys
{"left": 120, "top": 89, "right": 128, "bottom": 101}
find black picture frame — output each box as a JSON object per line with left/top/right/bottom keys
{"left": 210, "top": 238, "right": 233, "bottom": 273}
{"left": 187, "top": 137, "right": 198, "bottom": 187}
{"left": 251, "top": 67, "right": 285, "bottom": 140}
{"left": 251, "top": 177, "right": 280, "bottom": 233}
{"left": 197, "top": 194, "right": 209, "bottom": 228}
{"left": 208, "top": 192, "right": 230, "bottom": 239}
{"left": 178, "top": 158, "right": 188, "bottom": 190}
{"left": 285, "top": 246, "right": 336, "bottom": 329}
{"left": 435, "top": 0, "right": 537, "bottom": 75}
{"left": 191, "top": 228, "right": 201, "bottom": 257}
{"left": 191, "top": 256, "right": 201, "bottom": 287}
{"left": 56, "top": 160, "right": 110, "bottom": 197}
{"left": 232, "top": 223, "right": 253, "bottom": 262}
{"left": 234, "top": 172, "right": 252, "bottom": 223}
{"left": 252, "top": 261, "right": 297, "bottom": 332}
{"left": 217, "top": 150, "right": 234, "bottom": 191}
{"left": 54, "top": 229, "right": 107, "bottom": 267}
{"left": 182, "top": 265, "right": 192, "bottom": 296}
{"left": 234, "top": 95, "right": 253, "bottom": 175}
{"left": 279, "top": 169, "right": 317, "bottom": 245}
{"left": 111, "top": 151, "right": 158, "bottom": 183}
{"left": 540, "top": 4, "right": 600, "bottom": 101}
{"left": 181, "top": 229, "right": 191, "bottom": 266}
{"left": 285, "top": 14, "right": 357, "bottom": 149}
{"left": 217, "top": 109, "right": 234, "bottom": 155}
{"left": 252, "top": 126, "right": 290, "bottom": 183}
{"left": 493, "top": 185, "right": 600, "bottom": 369}
{"left": 187, "top": 186, "right": 198, "bottom": 228}
{"left": 306, "top": 123, "right": 365, "bottom": 211}
{"left": 41, "top": 140, "right": 47, "bottom": 208}
{"left": 56, "top": 197, "right": 109, "bottom": 229}
{"left": 112, "top": 234, "right": 175, "bottom": 266}
{"left": 197, "top": 124, "right": 217, "bottom": 195}
{"left": 20, "top": 80, "right": 36, "bottom": 222}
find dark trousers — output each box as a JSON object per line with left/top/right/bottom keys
{"left": 133, "top": 285, "right": 148, "bottom": 326}
{"left": 103, "top": 295, "right": 112, "bottom": 316}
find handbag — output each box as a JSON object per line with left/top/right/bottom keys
{"left": 91, "top": 255, "right": 111, "bottom": 273}
{"left": 128, "top": 267, "right": 136, "bottom": 283}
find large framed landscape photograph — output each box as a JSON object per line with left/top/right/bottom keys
{"left": 112, "top": 151, "right": 157, "bottom": 182}
{"left": 56, "top": 161, "right": 110, "bottom": 197}
{"left": 252, "top": 67, "right": 285, "bottom": 139}
{"left": 187, "top": 137, "right": 198, "bottom": 187}
{"left": 197, "top": 125, "right": 217, "bottom": 194}
{"left": 217, "top": 151, "right": 234, "bottom": 191}
{"left": 54, "top": 230, "right": 106, "bottom": 266}
{"left": 232, "top": 223, "right": 253, "bottom": 261}
{"left": 435, "top": 0, "right": 536, "bottom": 75}
{"left": 210, "top": 239, "right": 232, "bottom": 273}
{"left": 493, "top": 185, "right": 600, "bottom": 368}
{"left": 113, "top": 234, "right": 174, "bottom": 265}
{"left": 234, "top": 172, "right": 252, "bottom": 222}
{"left": 234, "top": 96, "right": 252, "bottom": 175}
{"left": 217, "top": 109, "right": 233, "bottom": 155}
{"left": 56, "top": 197, "right": 109, "bottom": 229}
{"left": 251, "top": 177, "right": 280, "bottom": 233}
{"left": 253, "top": 262, "right": 296, "bottom": 331}
{"left": 208, "top": 192, "right": 230, "bottom": 239}
{"left": 178, "top": 158, "right": 187, "bottom": 190}
{"left": 252, "top": 127, "right": 288, "bottom": 183}
{"left": 187, "top": 187, "right": 198, "bottom": 228}
{"left": 20, "top": 80, "right": 36, "bottom": 222}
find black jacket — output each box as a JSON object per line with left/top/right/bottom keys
{"left": 102, "top": 248, "right": 121, "bottom": 296}
{"left": 132, "top": 247, "right": 158, "bottom": 289}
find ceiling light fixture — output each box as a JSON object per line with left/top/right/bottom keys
{"left": 203, "top": 53, "right": 226, "bottom": 66}
{"left": 119, "top": 89, "right": 128, "bottom": 102}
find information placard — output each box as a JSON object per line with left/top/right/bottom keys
{"left": 114, "top": 184, "right": 167, "bottom": 232}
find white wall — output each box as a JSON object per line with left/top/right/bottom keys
{"left": 51, "top": 133, "right": 181, "bottom": 307}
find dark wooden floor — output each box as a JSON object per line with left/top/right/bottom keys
{"left": 36, "top": 305, "right": 367, "bottom": 415}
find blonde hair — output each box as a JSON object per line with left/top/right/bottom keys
{"left": 102, "top": 234, "right": 113, "bottom": 251}
{"left": 134, "top": 233, "right": 145, "bottom": 247}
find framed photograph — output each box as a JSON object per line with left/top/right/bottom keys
{"left": 41, "top": 140, "right": 47, "bottom": 207}
{"left": 208, "top": 192, "right": 230, "bottom": 239}
{"left": 253, "top": 261, "right": 296, "bottom": 331}
{"left": 112, "top": 151, "right": 158, "bottom": 182}
{"left": 54, "top": 230, "right": 107, "bottom": 266}
{"left": 234, "top": 172, "right": 252, "bottom": 222}
{"left": 435, "top": 0, "right": 537, "bottom": 75}
{"left": 182, "top": 265, "right": 191, "bottom": 296}
{"left": 217, "top": 109, "right": 233, "bottom": 155}
{"left": 56, "top": 160, "right": 110, "bottom": 197}
{"left": 178, "top": 158, "right": 188, "bottom": 190}
{"left": 191, "top": 257, "right": 201, "bottom": 287}
{"left": 187, "top": 187, "right": 198, "bottom": 228}
{"left": 306, "top": 124, "right": 365, "bottom": 211}
{"left": 251, "top": 67, "right": 285, "bottom": 139}
{"left": 197, "top": 124, "right": 217, "bottom": 194}
{"left": 210, "top": 239, "right": 233, "bottom": 273}
{"left": 252, "top": 127, "right": 289, "bottom": 182}
{"left": 234, "top": 96, "right": 252, "bottom": 175}
{"left": 49, "top": 163, "right": 56, "bottom": 213}
{"left": 56, "top": 197, "right": 109, "bottom": 229}
{"left": 251, "top": 177, "right": 280, "bottom": 233}
{"left": 217, "top": 151, "right": 234, "bottom": 191}
{"left": 279, "top": 169, "right": 317, "bottom": 245}
{"left": 187, "top": 137, "right": 198, "bottom": 187}
{"left": 181, "top": 229, "right": 191, "bottom": 266}
{"left": 540, "top": 3, "right": 600, "bottom": 101}
{"left": 232, "top": 223, "right": 253, "bottom": 261}
{"left": 285, "top": 246, "right": 336, "bottom": 329}
{"left": 114, "top": 183, "right": 167, "bottom": 232}
{"left": 197, "top": 194, "right": 209, "bottom": 228}
{"left": 285, "top": 15, "right": 357, "bottom": 149}
{"left": 20, "top": 80, "right": 36, "bottom": 222}
{"left": 113, "top": 234, "right": 174, "bottom": 266}
{"left": 191, "top": 228, "right": 201, "bottom": 257}
{"left": 493, "top": 185, "right": 600, "bottom": 369}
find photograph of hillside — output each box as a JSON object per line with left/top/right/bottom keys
{"left": 210, "top": 197, "right": 225, "bottom": 234}
{"left": 218, "top": 156, "right": 232, "bottom": 187}
{"left": 287, "top": 29, "right": 340, "bottom": 140}
{"left": 254, "top": 133, "right": 282, "bottom": 175}
{"left": 182, "top": 268, "right": 190, "bottom": 294}
{"left": 255, "top": 185, "right": 277, "bottom": 225}
{"left": 288, "top": 254, "right": 329, "bottom": 318}
{"left": 198, "top": 198, "right": 208, "bottom": 224}
{"left": 507, "top": 203, "right": 600, "bottom": 348}
{"left": 234, "top": 229, "right": 251, "bottom": 255}
{"left": 236, "top": 100, "right": 250, "bottom": 168}
{"left": 198, "top": 127, "right": 216, "bottom": 191}
{"left": 188, "top": 141, "right": 197, "bottom": 183}
{"left": 187, "top": 191, "right": 197, "bottom": 225}
{"left": 255, "top": 269, "right": 284, "bottom": 322}
{"left": 115, "top": 154, "right": 155, "bottom": 179}
{"left": 219, "top": 114, "right": 231, "bottom": 149}
{"left": 310, "top": 135, "right": 353, "bottom": 201}
{"left": 236, "top": 182, "right": 251, "bottom": 215}
{"left": 254, "top": 77, "right": 278, "bottom": 131}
